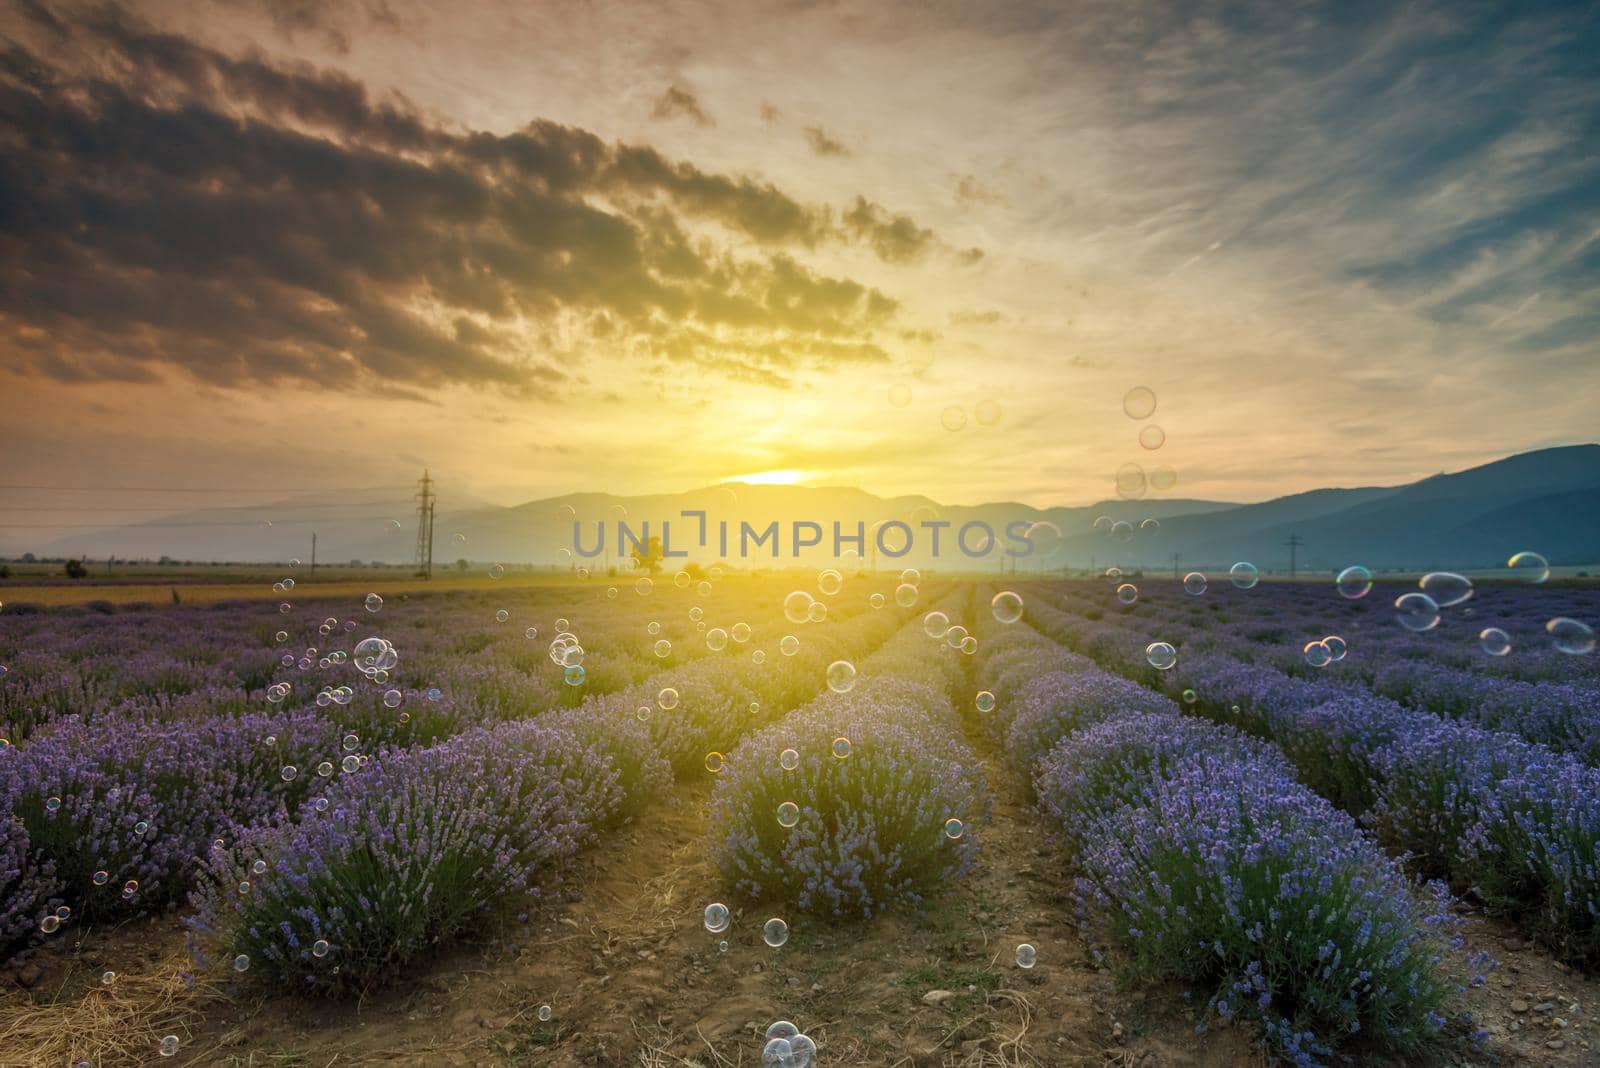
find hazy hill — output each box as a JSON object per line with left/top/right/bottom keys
{"left": 29, "top": 445, "right": 1600, "bottom": 571}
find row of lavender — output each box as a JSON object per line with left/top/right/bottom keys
{"left": 1068, "top": 580, "right": 1600, "bottom": 765}
{"left": 0, "top": 577, "right": 912, "bottom": 978}
{"left": 1062, "top": 575, "right": 1600, "bottom": 767}
{"left": 1028, "top": 586, "right": 1600, "bottom": 971}
{"left": 0, "top": 584, "right": 723, "bottom": 743}
{"left": 708, "top": 589, "right": 985, "bottom": 918}
{"left": 969, "top": 606, "right": 1480, "bottom": 1066}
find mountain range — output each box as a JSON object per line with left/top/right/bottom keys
{"left": 25, "top": 445, "right": 1600, "bottom": 573}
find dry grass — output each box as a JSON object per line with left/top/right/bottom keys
{"left": 0, "top": 949, "right": 214, "bottom": 1067}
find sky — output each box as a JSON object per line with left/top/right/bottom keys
{"left": 1, "top": 0, "right": 1597, "bottom": 546}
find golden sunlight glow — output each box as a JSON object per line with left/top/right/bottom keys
{"left": 728, "top": 469, "right": 807, "bottom": 485}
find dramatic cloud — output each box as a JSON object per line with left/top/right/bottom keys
{"left": 651, "top": 84, "right": 714, "bottom": 126}
{"left": 0, "top": 3, "right": 946, "bottom": 394}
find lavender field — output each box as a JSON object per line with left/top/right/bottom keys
{"left": 1, "top": 569, "right": 1598, "bottom": 1067}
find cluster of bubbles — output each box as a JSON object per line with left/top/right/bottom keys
{"left": 783, "top": 590, "right": 829, "bottom": 625}
{"left": 353, "top": 636, "right": 400, "bottom": 678}
{"left": 762, "top": 1019, "right": 818, "bottom": 1066}
{"left": 1092, "top": 514, "right": 1162, "bottom": 544}
{"left": 920, "top": 610, "right": 978, "bottom": 654}
{"left": 1302, "top": 634, "right": 1349, "bottom": 668}
{"left": 894, "top": 568, "right": 921, "bottom": 609}
{"left": 548, "top": 628, "right": 588, "bottom": 686}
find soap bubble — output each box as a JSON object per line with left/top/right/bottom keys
{"left": 1148, "top": 465, "right": 1178, "bottom": 491}
{"left": 1228, "top": 562, "right": 1259, "bottom": 589}
{"left": 974, "top": 399, "right": 1002, "bottom": 426}
{"left": 777, "top": 802, "right": 800, "bottom": 828}
{"left": 1395, "top": 592, "right": 1441, "bottom": 632}
{"left": 807, "top": 600, "right": 827, "bottom": 623}
{"left": 762, "top": 917, "right": 789, "bottom": 947}
{"left": 779, "top": 748, "right": 800, "bottom": 771}
{"left": 1015, "top": 943, "right": 1037, "bottom": 969}
{"left": 888, "top": 382, "right": 912, "bottom": 407}
{"left": 704, "top": 751, "right": 724, "bottom": 773}
{"left": 1336, "top": 565, "right": 1373, "bottom": 600}
{"left": 818, "top": 569, "right": 844, "bottom": 596}
{"left": 233, "top": 954, "right": 250, "bottom": 972}
{"left": 1183, "top": 572, "right": 1207, "bottom": 596}
{"left": 869, "top": 592, "right": 886, "bottom": 608}
{"left": 697, "top": 580, "right": 712, "bottom": 597}
{"left": 706, "top": 627, "right": 729, "bottom": 651}
{"left": 40, "top": 915, "right": 60, "bottom": 933}
{"left": 658, "top": 687, "right": 680, "bottom": 710}
{"left": 1508, "top": 551, "right": 1550, "bottom": 583}
{"left": 784, "top": 591, "right": 814, "bottom": 623}
{"left": 830, "top": 736, "right": 853, "bottom": 760}
{"left": 975, "top": 690, "right": 996, "bottom": 712}
{"left": 960, "top": 636, "right": 978, "bottom": 654}
{"left": 1303, "top": 640, "right": 1332, "bottom": 668}
{"left": 1122, "top": 386, "right": 1157, "bottom": 419}
{"left": 1322, "top": 635, "right": 1348, "bottom": 661}
{"left": 537, "top": 1004, "right": 552, "bottom": 1023}
{"left": 1145, "top": 642, "right": 1178, "bottom": 670}
{"left": 1115, "top": 583, "right": 1138, "bottom": 605}
{"left": 280, "top": 766, "right": 298, "bottom": 782}
{"left": 1114, "top": 463, "right": 1147, "bottom": 499}
{"left": 941, "top": 405, "right": 968, "bottom": 431}
{"left": 384, "top": 689, "right": 402, "bottom": 708}
{"left": 732, "top": 622, "right": 752, "bottom": 643}
{"left": 312, "top": 939, "right": 330, "bottom": 958}
{"left": 776, "top": 634, "right": 800, "bottom": 657}
{"left": 488, "top": 563, "right": 505, "bottom": 580}
{"left": 1110, "top": 519, "right": 1135, "bottom": 543}
{"left": 943, "top": 817, "right": 964, "bottom": 840}
{"left": 1419, "top": 571, "right": 1474, "bottom": 608}
{"left": 159, "top": 1035, "right": 179, "bottom": 1057}
{"left": 704, "top": 902, "right": 730, "bottom": 933}
{"left": 563, "top": 664, "right": 586, "bottom": 686}
{"left": 1138, "top": 424, "right": 1165, "bottom": 450}
{"left": 1139, "top": 517, "right": 1161, "bottom": 533}
{"left": 762, "top": 1038, "right": 794, "bottom": 1066}
{"left": 923, "top": 611, "right": 951, "bottom": 638}
{"left": 1479, "top": 627, "right": 1512, "bottom": 656}
{"left": 653, "top": 639, "right": 672, "bottom": 658}
{"left": 894, "top": 583, "right": 918, "bottom": 608}
{"left": 365, "top": 593, "right": 383, "bottom": 613}
{"left": 1547, "top": 617, "right": 1595, "bottom": 655}
{"left": 991, "top": 590, "right": 1024, "bottom": 623}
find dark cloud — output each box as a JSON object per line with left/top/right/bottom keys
{"left": 216, "top": 0, "right": 410, "bottom": 55}
{"left": 803, "top": 124, "right": 850, "bottom": 157}
{"left": 842, "top": 197, "right": 934, "bottom": 263}
{"left": 651, "top": 83, "right": 715, "bottom": 127}
{"left": 0, "top": 3, "right": 939, "bottom": 394}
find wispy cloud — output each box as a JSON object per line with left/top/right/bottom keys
{"left": 651, "top": 83, "right": 715, "bottom": 126}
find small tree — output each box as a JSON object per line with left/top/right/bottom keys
{"left": 64, "top": 558, "right": 88, "bottom": 579}
{"left": 456, "top": 558, "right": 469, "bottom": 572}
{"left": 630, "top": 536, "right": 666, "bottom": 575}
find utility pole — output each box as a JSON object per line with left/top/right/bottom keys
{"left": 1172, "top": 553, "right": 1181, "bottom": 580}
{"left": 310, "top": 532, "right": 317, "bottom": 578}
{"left": 414, "top": 470, "right": 435, "bottom": 579}
{"left": 1285, "top": 533, "right": 1302, "bottom": 579}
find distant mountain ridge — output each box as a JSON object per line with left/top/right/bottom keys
{"left": 29, "top": 445, "right": 1600, "bottom": 571}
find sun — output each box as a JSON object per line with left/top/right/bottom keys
{"left": 728, "top": 469, "right": 807, "bottom": 485}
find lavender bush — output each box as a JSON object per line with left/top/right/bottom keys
{"left": 191, "top": 720, "right": 621, "bottom": 994}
